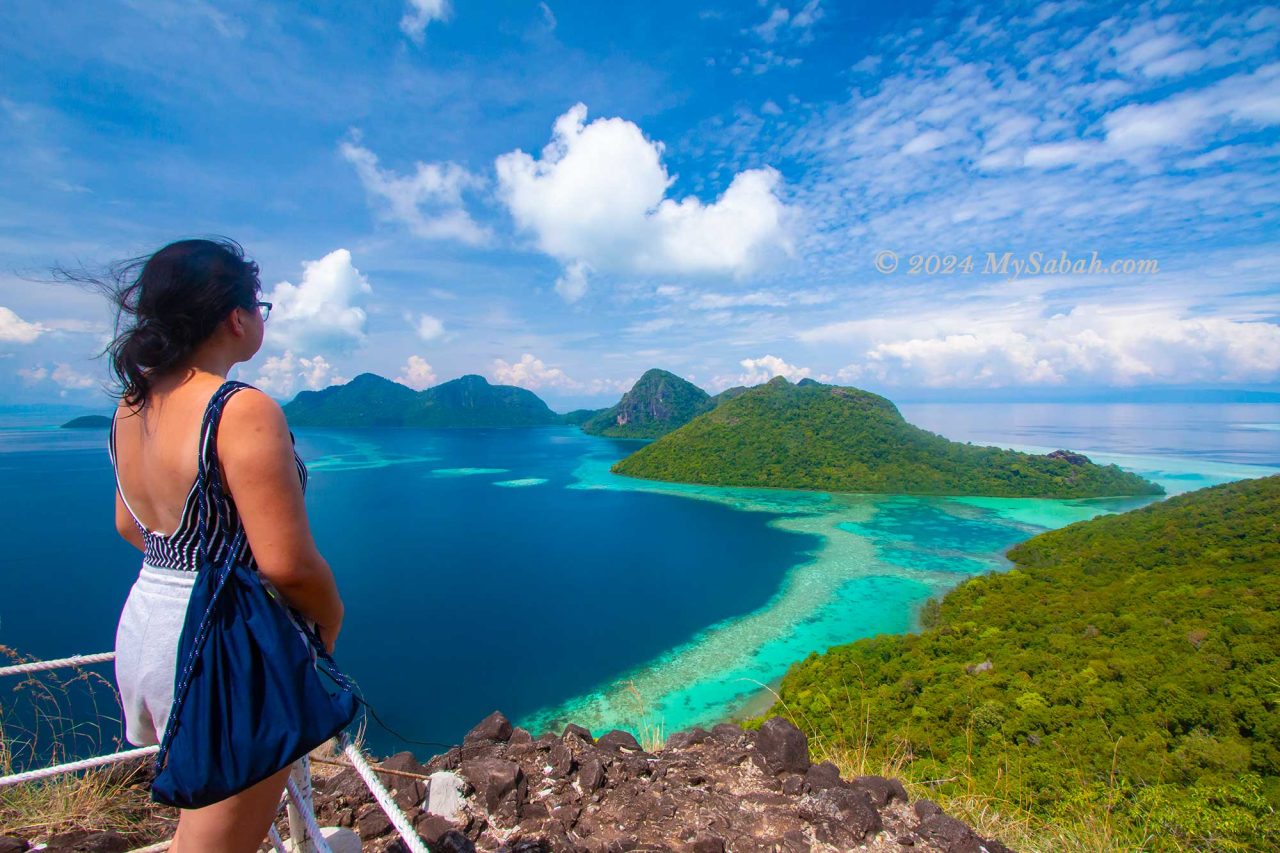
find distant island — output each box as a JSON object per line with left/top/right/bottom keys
{"left": 612, "top": 375, "right": 1162, "bottom": 498}
{"left": 280, "top": 369, "right": 1161, "bottom": 497}
{"left": 60, "top": 415, "right": 112, "bottom": 429}
{"left": 582, "top": 368, "right": 717, "bottom": 438}
{"left": 283, "top": 373, "right": 580, "bottom": 428}
{"left": 748, "top": 473, "right": 1280, "bottom": 848}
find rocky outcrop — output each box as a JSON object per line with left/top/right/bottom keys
{"left": 4, "top": 712, "right": 1011, "bottom": 852}
{"left": 1045, "top": 449, "right": 1091, "bottom": 466}
{"left": 305, "top": 712, "right": 1014, "bottom": 853}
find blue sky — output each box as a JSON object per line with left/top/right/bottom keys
{"left": 1, "top": 0, "right": 1278, "bottom": 410}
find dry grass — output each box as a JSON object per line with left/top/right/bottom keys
{"left": 622, "top": 680, "right": 667, "bottom": 752}
{"left": 0, "top": 644, "right": 374, "bottom": 847}
{"left": 0, "top": 644, "right": 171, "bottom": 843}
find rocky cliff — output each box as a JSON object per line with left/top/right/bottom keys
{"left": 309, "top": 711, "right": 1010, "bottom": 853}
{"left": 1, "top": 712, "right": 1009, "bottom": 853}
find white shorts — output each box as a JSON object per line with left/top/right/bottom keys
{"left": 114, "top": 562, "right": 196, "bottom": 747}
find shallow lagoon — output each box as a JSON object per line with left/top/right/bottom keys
{"left": 0, "top": 403, "right": 1275, "bottom": 759}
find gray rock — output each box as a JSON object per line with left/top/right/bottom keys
{"left": 797, "top": 786, "right": 882, "bottom": 844}
{"left": 548, "top": 741, "right": 576, "bottom": 777}
{"left": 579, "top": 755, "right": 606, "bottom": 792}
{"left": 432, "top": 830, "right": 478, "bottom": 853}
{"left": 803, "top": 761, "right": 842, "bottom": 791}
{"left": 464, "top": 710, "right": 514, "bottom": 744}
{"left": 690, "top": 836, "right": 725, "bottom": 853}
{"left": 918, "top": 812, "right": 980, "bottom": 850}
{"left": 663, "top": 727, "right": 708, "bottom": 750}
{"left": 913, "top": 799, "right": 943, "bottom": 820}
{"left": 460, "top": 757, "right": 526, "bottom": 813}
{"left": 426, "top": 770, "right": 468, "bottom": 821}
{"left": 355, "top": 805, "right": 392, "bottom": 839}
{"left": 597, "top": 729, "right": 643, "bottom": 752}
{"left": 852, "top": 774, "right": 909, "bottom": 806}
{"left": 562, "top": 722, "right": 595, "bottom": 743}
{"left": 709, "top": 723, "right": 746, "bottom": 745}
{"left": 754, "top": 717, "right": 810, "bottom": 776}
{"left": 41, "top": 830, "right": 129, "bottom": 852}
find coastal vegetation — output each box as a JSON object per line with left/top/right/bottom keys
{"left": 745, "top": 474, "right": 1280, "bottom": 850}
{"left": 612, "top": 376, "right": 1163, "bottom": 498}
{"left": 582, "top": 368, "right": 716, "bottom": 438}
{"left": 283, "top": 372, "right": 569, "bottom": 428}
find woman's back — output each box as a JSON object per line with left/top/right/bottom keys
{"left": 110, "top": 377, "right": 309, "bottom": 574}
{"left": 111, "top": 375, "right": 224, "bottom": 538}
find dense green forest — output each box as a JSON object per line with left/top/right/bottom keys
{"left": 613, "top": 376, "right": 1162, "bottom": 498}
{"left": 747, "top": 474, "right": 1280, "bottom": 849}
{"left": 283, "top": 372, "right": 568, "bottom": 427}
{"left": 582, "top": 368, "right": 715, "bottom": 438}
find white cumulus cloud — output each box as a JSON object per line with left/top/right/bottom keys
{"left": 263, "top": 249, "right": 372, "bottom": 354}
{"left": 341, "top": 136, "right": 489, "bottom": 245}
{"left": 490, "top": 353, "right": 575, "bottom": 390}
{"left": 825, "top": 306, "right": 1280, "bottom": 388}
{"left": 51, "top": 363, "right": 96, "bottom": 390}
{"left": 411, "top": 312, "right": 445, "bottom": 341}
{"left": 494, "top": 102, "right": 796, "bottom": 289}
{"left": 0, "top": 307, "right": 45, "bottom": 344}
{"left": 554, "top": 260, "right": 591, "bottom": 303}
{"left": 735, "top": 354, "right": 812, "bottom": 386}
{"left": 400, "top": 0, "right": 450, "bottom": 45}
{"left": 395, "top": 355, "right": 437, "bottom": 390}
{"left": 253, "top": 351, "right": 346, "bottom": 398}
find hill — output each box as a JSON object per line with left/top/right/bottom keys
{"left": 612, "top": 376, "right": 1162, "bottom": 498}
{"left": 582, "top": 369, "right": 716, "bottom": 439}
{"left": 60, "top": 414, "right": 112, "bottom": 429}
{"left": 748, "top": 474, "right": 1280, "bottom": 849}
{"left": 282, "top": 373, "right": 565, "bottom": 428}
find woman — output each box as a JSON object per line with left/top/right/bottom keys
{"left": 91, "top": 238, "right": 345, "bottom": 851}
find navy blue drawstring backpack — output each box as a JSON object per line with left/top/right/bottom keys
{"left": 151, "top": 382, "right": 360, "bottom": 809}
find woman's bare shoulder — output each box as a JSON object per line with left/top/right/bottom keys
{"left": 219, "top": 385, "right": 290, "bottom": 445}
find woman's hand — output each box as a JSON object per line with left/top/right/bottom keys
{"left": 316, "top": 615, "right": 342, "bottom": 656}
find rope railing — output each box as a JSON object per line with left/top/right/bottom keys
{"left": 0, "top": 651, "right": 116, "bottom": 678}
{"left": 1, "top": 651, "right": 428, "bottom": 853}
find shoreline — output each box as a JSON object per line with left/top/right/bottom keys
{"left": 719, "top": 675, "right": 785, "bottom": 727}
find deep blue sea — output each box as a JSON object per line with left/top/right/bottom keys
{"left": 0, "top": 402, "right": 1276, "bottom": 766}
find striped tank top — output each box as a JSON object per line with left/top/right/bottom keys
{"left": 108, "top": 380, "right": 308, "bottom": 573}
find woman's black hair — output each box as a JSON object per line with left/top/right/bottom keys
{"left": 53, "top": 237, "right": 262, "bottom": 408}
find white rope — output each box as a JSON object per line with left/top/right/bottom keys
{"left": 0, "top": 745, "right": 158, "bottom": 787}
{"left": 339, "top": 732, "right": 429, "bottom": 853}
{"left": 285, "top": 761, "right": 333, "bottom": 853}
{"left": 5, "top": 652, "right": 416, "bottom": 853}
{"left": 268, "top": 822, "right": 290, "bottom": 853}
{"left": 0, "top": 651, "right": 115, "bottom": 678}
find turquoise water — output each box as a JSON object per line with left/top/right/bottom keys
{"left": 0, "top": 403, "right": 1275, "bottom": 762}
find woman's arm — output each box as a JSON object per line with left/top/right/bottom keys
{"left": 217, "top": 388, "right": 344, "bottom": 651}
{"left": 115, "top": 490, "right": 145, "bottom": 552}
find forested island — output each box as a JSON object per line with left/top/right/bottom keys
{"left": 612, "top": 375, "right": 1162, "bottom": 498}
{"left": 746, "top": 474, "right": 1280, "bottom": 848}
{"left": 60, "top": 414, "right": 113, "bottom": 429}
{"left": 581, "top": 368, "right": 716, "bottom": 438}
{"left": 282, "top": 372, "right": 577, "bottom": 428}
